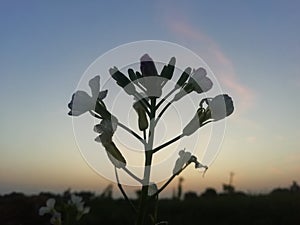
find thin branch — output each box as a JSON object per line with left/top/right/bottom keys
{"left": 134, "top": 92, "right": 151, "bottom": 115}
{"left": 151, "top": 134, "right": 183, "bottom": 154}
{"left": 143, "top": 130, "right": 147, "bottom": 142}
{"left": 114, "top": 167, "right": 137, "bottom": 213}
{"left": 117, "top": 122, "right": 146, "bottom": 145}
{"left": 154, "top": 100, "right": 174, "bottom": 126}
{"left": 123, "top": 166, "right": 143, "bottom": 184}
{"left": 151, "top": 163, "right": 190, "bottom": 198}
{"left": 156, "top": 88, "right": 177, "bottom": 110}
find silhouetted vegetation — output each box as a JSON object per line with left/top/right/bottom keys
{"left": 1, "top": 182, "right": 300, "bottom": 225}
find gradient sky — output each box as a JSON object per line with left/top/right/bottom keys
{"left": 1, "top": 0, "right": 300, "bottom": 197}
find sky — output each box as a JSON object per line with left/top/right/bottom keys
{"left": 0, "top": 0, "right": 300, "bottom": 197}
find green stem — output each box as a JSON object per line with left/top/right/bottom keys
{"left": 118, "top": 122, "right": 146, "bottom": 145}
{"left": 155, "top": 88, "right": 177, "bottom": 110}
{"left": 151, "top": 134, "right": 183, "bottom": 154}
{"left": 151, "top": 163, "right": 190, "bottom": 198}
{"left": 115, "top": 167, "right": 137, "bottom": 213}
{"left": 123, "top": 166, "right": 143, "bottom": 184}
{"left": 136, "top": 98, "right": 156, "bottom": 225}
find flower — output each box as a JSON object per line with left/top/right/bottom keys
{"left": 139, "top": 54, "right": 167, "bottom": 97}
{"left": 173, "top": 150, "right": 192, "bottom": 175}
{"left": 173, "top": 67, "right": 213, "bottom": 101}
{"left": 182, "top": 94, "right": 234, "bottom": 136}
{"left": 188, "top": 155, "right": 208, "bottom": 173}
{"left": 50, "top": 211, "right": 62, "bottom": 225}
{"left": 69, "top": 194, "right": 90, "bottom": 216}
{"left": 68, "top": 76, "right": 108, "bottom": 116}
{"left": 39, "top": 198, "right": 62, "bottom": 225}
{"left": 188, "top": 68, "right": 213, "bottom": 93}
{"left": 39, "top": 198, "right": 56, "bottom": 216}
{"left": 206, "top": 94, "right": 234, "bottom": 121}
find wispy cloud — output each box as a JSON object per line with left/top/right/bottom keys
{"left": 164, "top": 16, "right": 255, "bottom": 114}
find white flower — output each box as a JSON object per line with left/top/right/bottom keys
{"left": 39, "top": 198, "right": 62, "bottom": 225}
{"left": 173, "top": 150, "right": 192, "bottom": 175}
{"left": 39, "top": 198, "right": 56, "bottom": 216}
{"left": 68, "top": 76, "right": 108, "bottom": 116}
{"left": 69, "top": 194, "right": 90, "bottom": 215}
{"left": 188, "top": 68, "right": 213, "bottom": 93}
{"left": 207, "top": 94, "right": 234, "bottom": 121}
{"left": 50, "top": 211, "right": 61, "bottom": 225}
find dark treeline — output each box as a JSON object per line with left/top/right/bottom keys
{"left": 0, "top": 181, "right": 300, "bottom": 225}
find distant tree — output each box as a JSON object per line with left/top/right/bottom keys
{"left": 184, "top": 191, "right": 198, "bottom": 200}
{"left": 201, "top": 187, "right": 217, "bottom": 197}
{"left": 290, "top": 180, "right": 300, "bottom": 193}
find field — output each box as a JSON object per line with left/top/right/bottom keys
{"left": 1, "top": 188, "right": 300, "bottom": 225}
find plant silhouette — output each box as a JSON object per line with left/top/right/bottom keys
{"left": 67, "top": 54, "right": 234, "bottom": 225}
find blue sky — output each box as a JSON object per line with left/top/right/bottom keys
{"left": 1, "top": 0, "right": 299, "bottom": 196}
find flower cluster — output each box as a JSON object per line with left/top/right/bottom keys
{"left": 39, "top": 194, "right": 90, "bottom": 225}
{"left": 68, "top": 75, "right": 126, "bottom": 168}
{"left": 67, "top": 53, "right": 234, "bottom": 225}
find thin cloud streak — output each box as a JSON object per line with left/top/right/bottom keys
{"left": 166, "top": 19, "right": 255, "bottom": 114}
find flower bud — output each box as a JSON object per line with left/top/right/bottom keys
{"left": 133, "top": 100, "right": 149, "bottom": 131}
{"left": 109, "top": 67, "right": 136, "bottom": 95}
{"left": 140, "top": 54, "right": 158, "bottom": 77}
{"left": 160, "top": 57, "right": 176, "bottom": 80}
{"left": 176, "top": 67, "right": 191, "bottom": 88}
{"left": 128, "top": 68, "right": 137, "bottom": 81}
{"left": 182, "top": 108, "right": 207, "bottom": 136}
{"left": 104, "top": 142, "right": 126, "bottom": 168}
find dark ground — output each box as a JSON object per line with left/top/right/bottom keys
{"left": 1, "top": 188, "right": 300, "bottom": 225}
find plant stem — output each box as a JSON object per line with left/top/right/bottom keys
{"left": 156, "top": 88, "right": 177, "bottom": 110}
{"left": 151, "top": 163, "right": 190, "bottom": 198}
{"left": 117, "top": 122, "right": 146, "bottom": 145}
{"left": 151, "top": 134, "right": 183, "bottom": 154}
{"left": 115, "top": 167, "right": 137, "bottom": 213}
{"left": 123, "top": 166, "right": 143, "bottom": 184}
{"left": 136, "top": 98, "right": 156, "bottom": 225}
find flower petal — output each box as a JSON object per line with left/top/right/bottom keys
{"left": 208, "top": 94, "right": 234, "bottom": 121}
{"left": 173, "top": 150, "right": 192, "bottom": 175}
{"left": 39, "top": 206, "right": 50, "bottom": 216}
{"left": 89, "top": 76, "right": 100, "bottom": 98}
{"left": 68, "top": 91, "right": 94, "bottom": 116}
{"left": 46, "top": 198, "right": 55, "bottom": 208}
